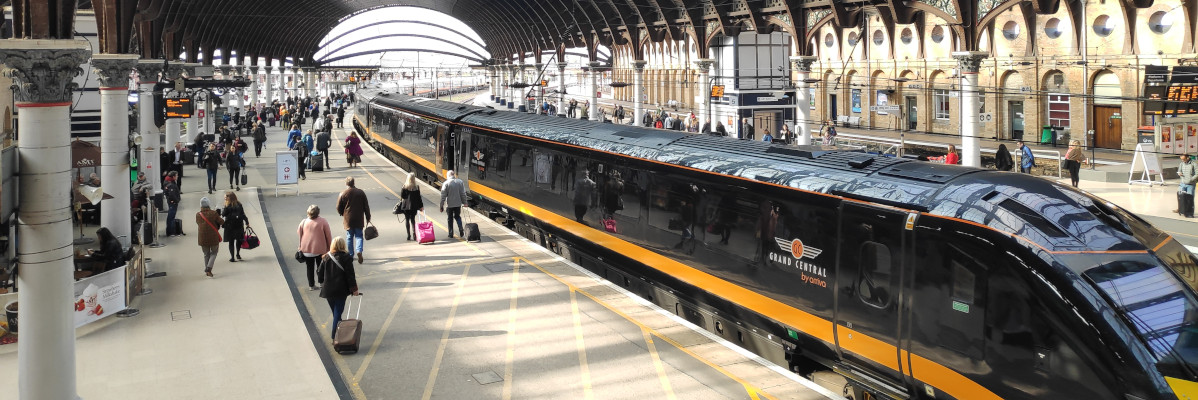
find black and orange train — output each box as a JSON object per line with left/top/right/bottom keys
{"left": 354, "top": 91, "right": 1198, "bottom": 400}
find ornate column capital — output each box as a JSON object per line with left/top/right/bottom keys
{"left": 557, "top": 62, "right": 568, "bottom": 71}
{"left": 0, "top": 40, "right": 91, "bottom": 104}
{"left": 789, "top": 56, "right": 817, "bottom": 73}
{"left": 263, "top": 65, "right": 274, "bottom": 74}
{"left": 633, "top": 60, "right": 647, "bottom": 72}
{"left": 951, "top": 51, "right": 989, "bottom": 73}
{"left": 587, "top": 61, "right": 602, "bottom": 68}
{"left": 91, "top": 54, "right": 138, "bottom": 88}
{"left": 218, "top": 65, "right": 231, "bottom": 77}
{"left": 163, "top": 63, "right": 186, "bottom": 80}
{"left": 694, "top": 59, "right": 715, "bottom": 71}
{"left": 135, "top": 59, "right": 165, "bottom": 83}
{"left": 248, "top": 66, "right": 259, "bottom": 75}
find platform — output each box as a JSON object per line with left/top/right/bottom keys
{"left": 0, "top": 112, "right": 839, "bottom": 399}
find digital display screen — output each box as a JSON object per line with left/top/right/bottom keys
{"left": 710, "top": 85, "right": 725, "bottom": 98}
{"left": 165, "top": 97, "right": 192, "bottom": 118}
{"left": 1144, "top": 85, "right": 1166, "bottom": 115}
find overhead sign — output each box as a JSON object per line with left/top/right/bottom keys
{"left": 869, "top": 105, "right": 901, "bottom": 112}
{"left": 164, "top": 97, "right": 192, "bottom": 119}
{"left": 710, "top": 85, "right": 725, "bottom": 98}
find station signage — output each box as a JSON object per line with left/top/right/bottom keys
{"left": 710, "top": 85, "right": 725, "bottom": 98}
{"left": 164, "top": 97, "right": 193, "bottom": 119}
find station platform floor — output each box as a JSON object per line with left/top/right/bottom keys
{"left": 0, "top": 113, "right": 841, "bottom": 399}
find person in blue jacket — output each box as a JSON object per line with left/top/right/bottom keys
{"left": 286, "top": 124, "right": 302, "bottom": 150}
{"left": 1017, "top": 141, "right": 1035, "bottom": 173}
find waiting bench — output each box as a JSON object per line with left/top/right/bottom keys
{"left": 835, "top": 115, "right": 861, "bottom": 128}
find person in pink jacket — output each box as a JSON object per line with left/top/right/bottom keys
{"left": 298, "top": 204, "right": 334, "bottom": 290}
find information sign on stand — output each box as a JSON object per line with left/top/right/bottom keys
{"left": 1129, "top": 143, "right": 1166, "bottom": 186}
{"left": 275, "top": 151, "right": 299, "bottom": 196}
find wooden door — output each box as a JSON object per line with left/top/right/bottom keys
{"left": 1093, "top": 106, "right": 1122, "bottom": 149}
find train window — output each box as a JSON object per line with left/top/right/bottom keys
{"left": 952, "top": 259, "right": 976, "bottom": 304}
{"left": 858, "top": 241, "right": 893, "bottom": 308}
{"left": 997, "top": 199, "right": 1068, "bottom": 238}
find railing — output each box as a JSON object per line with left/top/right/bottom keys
{"left": 1016, "top": 149, "right": 1064, "bottom": 178}
{"left": 839, "top": 132, "right": 1064, "bottom": 178}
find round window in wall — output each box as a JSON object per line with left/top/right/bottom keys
{"left": 1001, "top": 21, "right": 1020, "bottom": 40}
{"left": 1149, "top": 11, "right": 1174, "bottom": 34}
{"left": 900, "top": 28, "right": 914, "bottom": 44}
{"left": 824, "top": 33, "right": 835, "bottom": 47}
{"left": 873, "top": 30, "right": 885, "bottom": 45}
{"left": 931, "top": 26, "right": 945, "bottom": 43}
{"left": 848, "top": 31, "right": 859, "bottom": 46}
{"left": 1044, "top": 18, "right": 1062, "bottom": 38}
{"left": 1093, "top": 15, "right": 1115, "bottom": 37}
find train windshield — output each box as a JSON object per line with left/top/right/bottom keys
{"left": 1085, "top": 259, "right": 1198, "bottom": 379}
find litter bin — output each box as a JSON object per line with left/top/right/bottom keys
{"left": 4, "top": 301, "right": 16, "bottom": 334}
{"left": 1040, "top": 126, "right": 1053, "bottom": 145}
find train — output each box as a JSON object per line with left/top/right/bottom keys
{"left": 352, "top": 90, "right": 1198, "bottom": 400}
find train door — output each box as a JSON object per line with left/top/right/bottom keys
{"left": 835, "top": 203, "right": 910, "bottom": 392}
{"left": 455, "top": 127, "right": 471, "bottom": 184}
{"left": 434, "top": 123, "right": 448, "bottom": 178}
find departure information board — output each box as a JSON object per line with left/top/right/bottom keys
{"left": 165, "top": 97, "right": 192, "bottom": 118}
{"left": 1144, "top": 65, "right": 1168, "bottom": 115}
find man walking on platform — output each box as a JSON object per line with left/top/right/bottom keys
{"left": 316, "top": 128, "right": 332, "bottom": 169}
{"left": 336, "top": 177, "right": 371, "bottom": 264}
{"left": 439, "top": 170, "right": 470, "bottom": 238}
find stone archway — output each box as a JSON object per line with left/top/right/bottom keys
{"left": 1091, "top": 70, "right": 1123, "bottom": 149}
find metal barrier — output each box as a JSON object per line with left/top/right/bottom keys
{"left": 1015, "top": 149, "right": 1063, "bottom": 178}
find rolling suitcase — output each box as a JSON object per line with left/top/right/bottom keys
{"left": 465, "top": 214, "right": 481, "bottom": 242}
{"left": 417, "top": 212, "right": 436, "bottom": 244}
{"left": 167, "top": 218, "right": 184, "bottom": 236}
{"left": 240, "top": 173, "right": 248, "bottom": 186}
{"left": 310, "top": 153, "right": 324, "bottom": 171}
{"left": 333, "top": 295, "right": 363, "bottom": 354}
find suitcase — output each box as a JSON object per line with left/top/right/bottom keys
{"left": 333, "top": 295, "right": 363, "bottom": 354}
{"left": 167, "top": 218, "right": 184, "bottom": 236}
{"left": 417, "top": 213, "right": 436, "bottom": 244}
{"left": 310, "top": 154, "right": 324, "bottom": 171}
{"left": 240, "top": 173, "right": 248, "bottom": 186}
{"left": 465, "top": 213, "right": 481, "bottom": 242}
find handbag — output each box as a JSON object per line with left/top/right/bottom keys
{"left": 294, "top": 250, "right": 305, "bottom": 263}
{"left": 364, "top": 222, "right": 378, "bottom": 240}
{"left": 241, "top": 227, "right": 260, "bottom": 249}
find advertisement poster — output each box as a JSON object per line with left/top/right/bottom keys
{"left": 534, "top": 153, "right": 551, "bottom": 184}
{"left": 876, "top": 90, "right": 890, "bottom": 115}
{"left": 276, "top": 151, "right": 299, "bottom": 185}
{"left": 74, "top": 267, "right": 127, "bottom": 328}
{"left": 1163, "top": 126, "right": 1174, "bottom": 153}
{"left": 1188, "top": 124, "right": 1198, "bottom": 153}
{"left": 1177, "top": 125, "right": 1189, "bottom": 154}
{"left": 851, "top": 89, "right": 862, "bottom": 113}
{"left": 809, "top": 88, "right": 816, "bottom": 110}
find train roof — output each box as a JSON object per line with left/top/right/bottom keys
{"left": 365, "top": 91, "right": 1166, "bottom": 254}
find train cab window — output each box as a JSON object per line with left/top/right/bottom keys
{"left": 857, "top": 241, "right": 893, "bottom": 308}
{"left": 940, "top": 243, "right": 988, "bottom": 358}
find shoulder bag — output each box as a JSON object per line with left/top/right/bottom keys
{"left": 198, "top": 212, "right": 222, "bottom": 242}
{"left": 364, "top": 222, "right": 378, "bottom": 241}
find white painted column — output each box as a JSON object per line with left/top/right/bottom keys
{"left": 164, "top": 63, "right": 186, "bottom": 151}
{"left": 0, "top": 39, "right": 91, "bottom": 400}
{"left": 505, "top": 65, "right": 515, "bottom": 108}
{"left": 534, "top": 63, "right": 544, "bottom": 113}
{"left": 263, "top": 65, "right": 273, "bottom": 105}
{"left": 953, "top": 51, "right": 989, "bottom": 168}
{"left": 791, "top": 56, "right": 816, "bottom": 145}
{"left": 249, "top": 66, "right": 260, "bottom": 110}
{"left": 695, "top": 59, "right": 714, "bottom": 131}
{"left": 557, "top": 62, "right": 567, "bottom": 115}
{"left": 588, "top": 61, "right": 599, "bottom": 120}
{"left": 235, "top": 67, "right": 245, "bottom": 115}
{"left": 488, "top": 66, "right": 497, "bottom": 100}
{"left": 183, "top": 64, "right": 200, "bottom": 141}
{"left": 633, "top": 60, "right": 646, "bottom": 126}
{"left": 136, "top": 60, "right": 165, "bottom": 196}
{"left": 93, "top": 54, "right": 138, "bottom": 248}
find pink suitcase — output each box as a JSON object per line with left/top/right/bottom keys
{"left": 417, "top": 213, "right": 436, "bottom": 244}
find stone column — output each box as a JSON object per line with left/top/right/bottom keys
{"left": 694, "top": 59, "right": 715, "bottom": 130}
{"left": 249, "top": 66, "right": 260, "bottom": 110}
{"left": 587, "top": 61, "right": 600, "bottom": 120}
{"left": 488, "top": 66, "right": 497, "bottom": 100}
{"left": 505, "top": 65, "right": 515, "bottom": 109}
{"left": 953, "top": 51, "right": 989, "bottom": 168}
{"left": 235, "top": 67, "right": 245, "bottom": 115}
{"left": 92, "top": 54, "right": 138, "bottom": 249}
{"left": 263, "top": 65, "right": 273, "bottom": 105}
{"left": 633, "top": 60, "right": 646, "bottom": 126}
{"left": 277, "top": 67, "right": 286, "bottom": 103}
{"left": 219, "top": 66, "right": 235, "bottom": 119}
{"left": 790, "top": 56, "right": 817, "bottom": 145}
{"left": 164, "top": 63, "right": 186, "bottom": 153}
{"left": 136, "top": 60, "right": 165, "bottom": 196}
{"left": 0, "top": 39, "right": 91, "bottom": 400}
{"left": 557, "top": 62, "right": 567, "bottom": 115}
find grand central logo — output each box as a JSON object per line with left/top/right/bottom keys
{"left": 770, "top": 237, "right": 827, "bottom": 288}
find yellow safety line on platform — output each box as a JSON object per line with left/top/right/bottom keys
{"left": 422, "top": 265, "right": 472, "bottom": 400}
{"left": 335, "top": 128, "right": 486, "bottom": 256}
{"left": 570, "top": 288, "right": 595, "bottom": 400}
{"left": 745, "top": 383, "right": 763, "bottom": 400}
{"left": 353, "top": 271, "right": 422, "bottom": 383}
{"left": 501, "top": 257, "right": 521, "bottom": 400}
{"left": 641, "top": 327, "right": 677, "bottom": 400}
{"left": 517, "top": 256, "right": 778, "bottom": 400}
